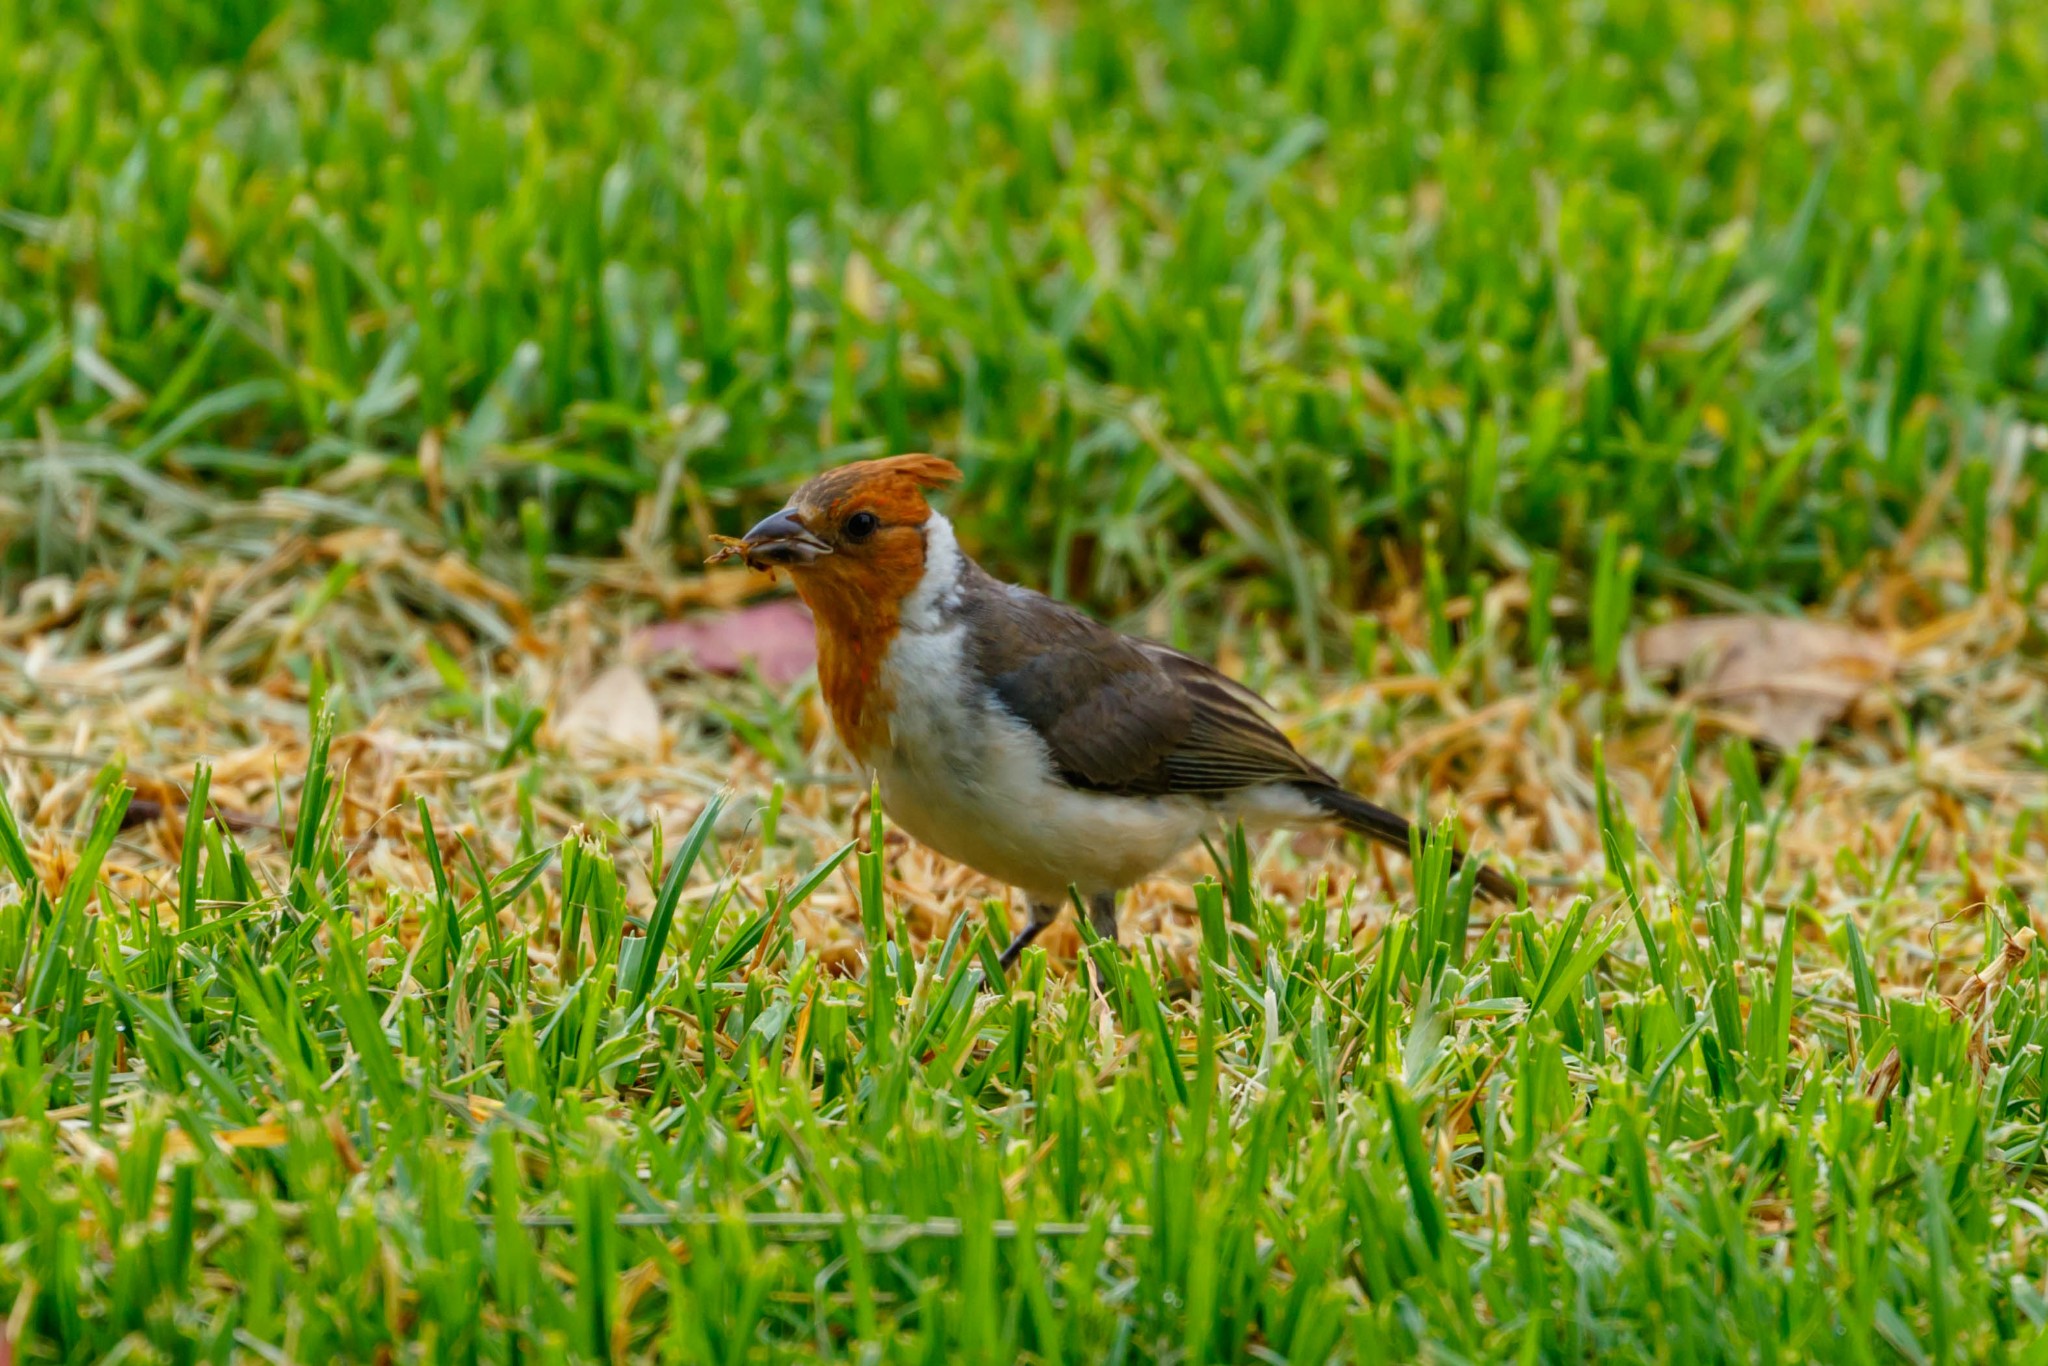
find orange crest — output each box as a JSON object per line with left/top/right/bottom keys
{"left": 791, "top": 454, "right": 962, "bottom": 525}
{"left": 864, "top": 454, "right": 962, "bottom": 489}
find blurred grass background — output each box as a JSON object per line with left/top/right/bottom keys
{"left": 8, "top": 3, "right": 2048, "bottom": 1361}
{"left": 6, "top": 0, "right": 2046, "bottom": 647}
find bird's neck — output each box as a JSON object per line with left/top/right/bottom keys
{"left": 797, "top": 513, "right": 964, "bottom": 761}
{"left": 802, "top": 580, "right": 900, "bottom": 761}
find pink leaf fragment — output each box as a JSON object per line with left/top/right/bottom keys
{"left": 636, "top": 598, "right": 817, "bottom": 688}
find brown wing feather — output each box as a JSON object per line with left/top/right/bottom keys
{"left": 1142, "top": 646, "right": 1329, "bottom": 793}
{"left": 958, "top": 569, "right": 1320, "bottom": 797}
{"left": 956, "top": 565, "right": 1515, "bottom": 901}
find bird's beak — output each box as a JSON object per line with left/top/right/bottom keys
{"left": 736, "top": 508, "right": 832, "bottom": 569}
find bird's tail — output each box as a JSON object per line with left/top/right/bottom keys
{"left": 1295, "top": 782, "right": 1516, "bottom": 902}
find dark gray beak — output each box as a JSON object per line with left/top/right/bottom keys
{"left": 739, "top": 508, "right": 832, "bottom": 568}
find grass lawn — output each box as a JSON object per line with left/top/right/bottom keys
{"left": 4, "top": 0, "right": 2048, "bottom": 1360}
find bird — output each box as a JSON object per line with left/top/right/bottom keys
{"left": 713, "top": 454, "right": 1514, "bottom": 970}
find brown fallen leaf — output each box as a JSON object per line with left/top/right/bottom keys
{"left": 556, "top": 663, "right": 666, "bottom": 755}
{"left": 635, "top": 598, "right": 817, "bottom": 688}
{"left": 1634, "top": 613, "right": 1896, "bottom": 750}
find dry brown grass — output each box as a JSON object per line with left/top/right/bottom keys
{"left": 5, "top": 512, "right": 2041, "bottom": 1005}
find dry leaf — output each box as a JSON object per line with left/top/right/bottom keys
{"left": 556, "top": 663, "right": 665, "bottom": 755}
{"left": 635, "top": 598, "right": 817, "bottom": 688}
{"left": 1634, "top": 613, "right": 1896, "bottom": 750}
{"left": 430, "top": 552, "right": 531, "bottom": 628}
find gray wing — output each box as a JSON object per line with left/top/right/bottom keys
{"left": 957, "top": 571, "right": 1323, "bottom": 797}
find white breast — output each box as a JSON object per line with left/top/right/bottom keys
{"left": 864, "top": 516, "right": 1214, "bottom": 905}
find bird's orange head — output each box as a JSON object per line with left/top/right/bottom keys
{"left": 722, "top": 454, "right": 963, "bottom": 755}
{"left": 726, "top": 454, "right": 960, "bottom": 594}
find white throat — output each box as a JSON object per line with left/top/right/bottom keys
{"left": 900, "top": 512, "right": 963, "bottom": 632}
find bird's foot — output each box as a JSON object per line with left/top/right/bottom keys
{"left": 997, "top": 902, "right": 1062, "bottom": 973}
{"left": 1083, "top": 890, "right": 1120, "bottom": 1012}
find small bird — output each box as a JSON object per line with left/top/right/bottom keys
{"left": 717, "top": 455, "right": 1512, "bottom": 968}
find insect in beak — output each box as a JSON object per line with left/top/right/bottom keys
{"left": 707, "top": 508, "right": 834, "bottom": 570}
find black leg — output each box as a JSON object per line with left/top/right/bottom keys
{"left": 1086, "top": 890, "right": 1119, "bottom": 945}
{"left": 998, "top": 901, "right": 1062, "bottom": 970}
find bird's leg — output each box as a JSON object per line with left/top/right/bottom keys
{"left": 1087, "top": 890, "right": 1120, "bottom": 945}
{"left": 998, "top": 901, "right": 1063, "bottom": 971}
{"left": 1085, "top": 890, "right": 1120, "bottom": 1002}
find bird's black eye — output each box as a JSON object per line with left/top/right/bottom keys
{"left": 844, "top": 511, "right": 880, "bottom": 541}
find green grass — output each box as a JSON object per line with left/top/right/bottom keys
{"left": 7, "top": 0, "right": 2048, "bottom": 1360}
{"left": 2, "top": 702, "right": 2045, "bottom": 1363}
{"left": 6, "top": 0, "right": 2048, "bottom": 640}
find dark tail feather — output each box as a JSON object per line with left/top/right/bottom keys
{"left": 1297, "top": 782, "right": 1516, "bottom": 902}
